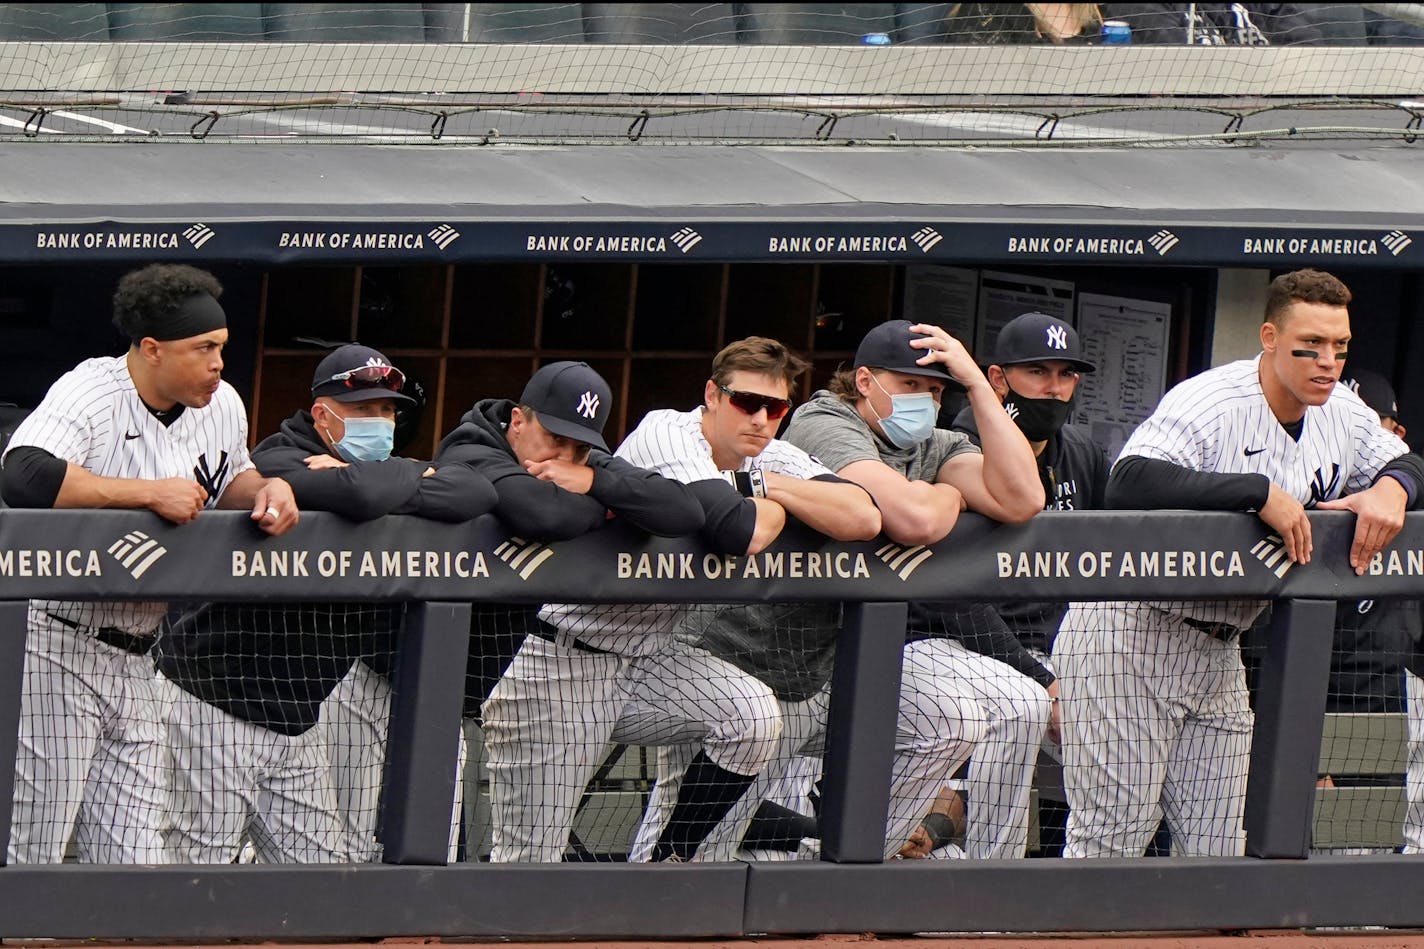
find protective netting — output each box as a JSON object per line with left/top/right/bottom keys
{"left": 1, "top": 4, "right": 1422, "bottom": 144}
{"left": 13, "top": 593, "right": 1424, "bottom": 864}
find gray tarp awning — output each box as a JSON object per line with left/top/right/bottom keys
{"left": 2, "top": 143, "right": 1422, "bottom": 267}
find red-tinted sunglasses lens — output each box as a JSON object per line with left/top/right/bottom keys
{"left": 332, "top": 365, "right": 405, "bottom": 392}
{"left": 722, "top": 386, "right": 791, "bottom": 420}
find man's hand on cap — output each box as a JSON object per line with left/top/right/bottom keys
{"left": 908, "top": 323, "right": 989, "bottom": 390}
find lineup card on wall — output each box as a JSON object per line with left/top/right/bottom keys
{"left": 901, "top": 265, "right": 978, "bottom": 345}
{"left": 973, "top": 271, "right": 1075, "bottom": 361}
{"left": 1073, "top": 292, "right": 1172, "bottom": 461}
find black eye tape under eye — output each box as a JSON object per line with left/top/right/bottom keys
{"left": 1291, "top": 349, "right": 1348, "bottom": 360}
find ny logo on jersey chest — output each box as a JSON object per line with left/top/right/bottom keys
{"left": 194, "top": 451, "right": 230, "bottom": 499}
{"left": 1309, "top": 463, "right": 1341, "bottom": 505}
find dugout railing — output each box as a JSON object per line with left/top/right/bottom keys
{"left": 1, "top": 507, "right": 1423, "bottom": 938}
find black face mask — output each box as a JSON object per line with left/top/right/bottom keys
{"left": 1003, "top": 387, "right": 1072, "bottom": 442}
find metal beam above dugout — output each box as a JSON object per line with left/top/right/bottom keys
{"left": 0, "top": 144, "right": 1422, "bottom": 267}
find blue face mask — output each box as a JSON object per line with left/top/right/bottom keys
{"left": 870, "top": 375, "right": 938, "bottom": 449}
{"left": 327, "top": 411, "right": 395, "bottom": 462}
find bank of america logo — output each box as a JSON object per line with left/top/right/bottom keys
{"left": 495, "top": 537, "right": 553, "bottom": 580}
{"left": 1148, "top": 229, "right": 1179, "bottom": 256}
{"left": 1250, "top": 534, "right": 1293, "bottom": 579}
{"left": 107, "top": 531, "right": 168, "bottom": 580}
{"left": 910, "top": 227, "right": 943, "bottom": 253}
{"left": 183, "top": 224, "right": 215, "bottom": 249}
{"left": 875, "top": 542, "right": 933, "bottom": 581}
{"left": 671, "top": 227, "right": 702, "bottom": 253}
{"left": 1383, "top": 230, "right": 1412, "bottom": 256}
{"left": 428, "top": 224, "right": 461, "bottom": 250}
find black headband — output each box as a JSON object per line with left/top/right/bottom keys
{"left": 135, "top": 291, "right": 227, "bottom": 342}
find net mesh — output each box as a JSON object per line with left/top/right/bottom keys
{"left": 14, "top": 592, "right": 1424, "bottom": 864}
{"left": 0, "top": 4, "right": 1422, "bottom": 145}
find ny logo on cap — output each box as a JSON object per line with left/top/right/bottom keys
{"left": 1046, "top": 325, "right": 1068, "bottom": 350}
{"left": 576, "top": 391, "right": 601, "bottom": 420}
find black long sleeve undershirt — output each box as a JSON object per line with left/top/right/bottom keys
{"left": 0, "top": 445, "right": 68, "bottom": 508}
{"left": 1106, "top": 455, "right": 1270, "bottom": 512}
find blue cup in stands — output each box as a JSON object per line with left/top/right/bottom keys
{"left": 1100, "top": 20, "right": 1132, "bottom": 44}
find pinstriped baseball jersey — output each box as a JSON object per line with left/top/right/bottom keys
{"left": 1121, "top": 355, "right": 1407, "bottom": 628}
{"left": 1120, "top": 356, "right": 1406, "bottom": 502}
{"left": 541, "top": 407, "right": 833, "bottom": 656}
{"left": 5, "top": 355, "right": 254, "bottom": 633}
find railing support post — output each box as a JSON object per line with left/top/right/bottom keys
{"left": 0, "top": 601, "right": 26, "bottom": 865}
{"left": 1244, "top": 597, "right": 1335, "bottom": 858}
{"left": 380, "top": 601, "right": 471, "bottom": 864}
{"left": 820, "top": 601, "right": 907, "bottom": 863}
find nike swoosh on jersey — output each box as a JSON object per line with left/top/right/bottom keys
{"left": 1243, "top": 446, "right": 1267, "bottom": 456}
{"left": 124, "top": 432, "right": 141, "bottom": 440}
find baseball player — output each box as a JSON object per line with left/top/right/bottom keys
{"left": 782, "top": 319, "right": 1047, "bottom": 860}
{"left": 478, "top": 341, "right": 882, "bottom": 863}
{"left": 434, "top": 360, "right": 712, "bottom": 862}
{"left": 894, "top": 311, "right": 1109, "bottom": 860}
{"left": 157, "top": 344, "right": 496, "bottom": 863}
{"left": 1054, "top": 268, "right": 1424, "bottom": 858}
{"left": 0, "top": 263, "right": 298, "bottom": 864}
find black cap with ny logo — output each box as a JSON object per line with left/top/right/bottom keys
{"left": 519, "top": 361, "right": 613, "bottom": 451}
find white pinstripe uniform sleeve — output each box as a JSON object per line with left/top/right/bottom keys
{"left": 1334, "top": 387, "right": 1409, "bottom": 494}
{"left": 615, "top": 409, "right": 722, "bottom": 485}
{"left": 1116, "top": 370, "right": 1222, "bottom": 472}
{"left": 5, "top": 362, "right": 107, "bottom": 466}
{"left": 750, "top": 439, "right": 834, "bottom": 480}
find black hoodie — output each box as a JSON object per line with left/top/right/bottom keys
{"left": 435, "top": 399, "right": 704, "bottom": 720}
{"left": 435, "top": 398, "right": 704, "bottom": 541}
{"left": 155, "top": 410, "right": 498, "bottom": 735}
{"left": 946, "top": 406, "right": 1110, "bottom": 667}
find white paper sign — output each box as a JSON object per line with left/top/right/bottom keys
{"left": 1074, "top": 292, "right": 1173, "bottom": 461}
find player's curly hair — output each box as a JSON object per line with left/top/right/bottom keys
{"left": 710, "top": 336, "right": 809, "bottom": 391}
{"left": 1265, "top": 269, "right": 1352, "bottom": 325}
{"left": 111, "top": 264, "right": 224, "bottom": 340}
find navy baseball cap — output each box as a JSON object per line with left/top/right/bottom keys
{"left": 520, "top": 361, "right": 612, "bottom": 451}
{"left": 1342, "top": 369, "right": 1399, "bottom": 419}
{"left": 312, "top": 344, "right": 415, "bottom": 405}
{"left": 854, "top": 319, "right": 953, "bottom": 382}
{"left": 994, "top": 312, "right": 1096, "bottom": 374}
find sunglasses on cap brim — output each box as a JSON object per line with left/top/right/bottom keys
{"left": 719, "top": 384, "right": 792, "bottom": 421}
{"left": 326, "top": 365, "right": 406, "bottom": 392}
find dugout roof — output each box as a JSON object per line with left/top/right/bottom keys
{"left": 2, "top": 142, "right": 1423, "bottom": 268}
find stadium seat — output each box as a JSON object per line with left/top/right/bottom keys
{"left": 107, "top": 4, "right": 264, "bottom": 41}
{"left": 460, "top": 3, "right": 585, "bottom": 43}
{"left": 735, "top": 3, "right": 898, "bottom": 44}
{"left": 262, "top": 3, "right": 427, "bottom": 42}
{"left": 0, "top": 3, "right": 110, "bottom": 40}
{"left": 583, "top": 3, "right": 737, "bottom": 44}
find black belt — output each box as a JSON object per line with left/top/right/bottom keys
{"left": 46, "top": 613, "right": 156, "bottom": 656}
{"left": 533, "top": 620, "right": 616, "bottom": 656}
{"left": 1179, "top": 616, "right": 1244, "bottom": 642}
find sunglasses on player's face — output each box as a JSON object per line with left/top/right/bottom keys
{"left": 719, "top": 384, "right": 792, "bottom": 421}
{"left": 326, "top": 365, "right": 406, "bottom": 392}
